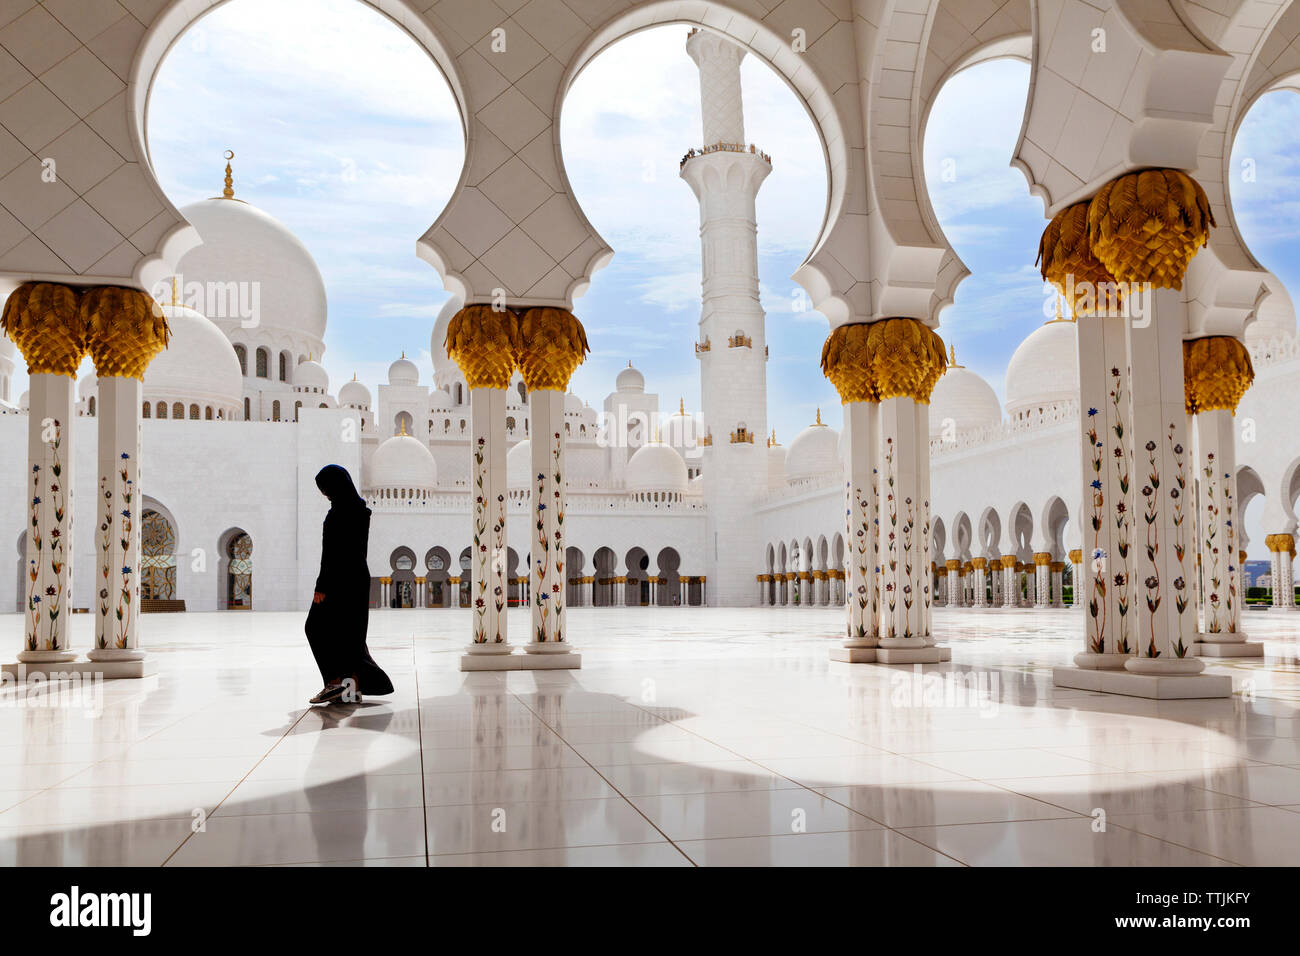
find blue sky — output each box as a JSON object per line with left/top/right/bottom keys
{"left": 136, "top": 0, "right": 1297, "bottom": 550}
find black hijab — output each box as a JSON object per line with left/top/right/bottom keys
{"left": 315, "top": 465, "right": 366, "bottom": 511}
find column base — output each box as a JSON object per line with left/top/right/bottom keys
{"left": 2, "top": 659, "right": 157, "bottom": 680}
{"left": 829, "top": 643, "right": 877, "bottom": 663}
{"left": 1073, "top": 652, "right": 1129, "bottom": 670}
{"left": 1053, "top": 665, "right": 1230, "bottom": 699}
{"left": 1193, "top": 641, "right": 1264, "bottom": 658}
{"left": 874, "top": 638, "right": 942, "bottom": 664}
{"left": 459, "top": 643, "right": 581, "bottom": 671}
{"left": 16, "top": 649, "right": 76, "bottom": 663}
{"left": 87, "top": 647, "right": 146, "bottom": 662}
{"left": 1125, "top": 657, "right": 1204, "bottom": 676}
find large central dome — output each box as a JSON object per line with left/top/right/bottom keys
{"left": 176, "top": 194, "right": 327, "bottom": 348}
{"left": 1005, "top": 318, "right": 1079, "bottom": 420}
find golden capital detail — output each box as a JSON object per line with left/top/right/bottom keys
{"left": 944, "top": 559, "right": 961, "bottom": 571}
{"left": 1183, "top": 336, "right": 1253, "bottom": 415}
{"left": 1033, "top": 552, "right": 1052, "bottom": 566}
{"left": 1000, "top": 555, "right": 1017, "bottom": 568}
{"left": 444, "top": 305, "right": 520, "bottom": 390}
{"left": 971, "top": 557, "right": 988, "bottom": 570}
{"left": 516, "top": 307, "right": 588, "bottom": 391}
{"left": 820, "top": 318, "right": 946, "bottom": 404}
{"left": 1265, "top": 533, "right": 1296, "bottom": 555}
{"left": 82, "top": 286, "right": 170, "bottom": 379}
{"left": 1087, "top": 168, "right": 1214, "bottom": 290}
{"left": 1038, "top": 201, "right": 1117, "bottom": 316}
{"left": 1069, "top": 549, "right": 1083, "bottom": 564}
{"left": 1, "top": 282, "right": 85, "bottom": 376}
{"left": 2, "top": 282, "right": 169, "bottom": 379}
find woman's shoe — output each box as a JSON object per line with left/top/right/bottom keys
{"left": 309, "top": 682, "right": 346, "bottom": 705}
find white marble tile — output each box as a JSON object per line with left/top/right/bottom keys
{"left": 0, "top": 606, "right": 1296, "bottom": 866}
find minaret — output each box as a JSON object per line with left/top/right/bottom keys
{"left": 680, "top": 28, "right": 770, "bottom": 606}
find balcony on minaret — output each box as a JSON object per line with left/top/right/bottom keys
{"left": 694, "top": 337, "right": 711, "bottom": 354}
{"left": 729, "top": 426, "right": 754, "bottom": 444}
{"left": 727, "top": 333, "right": 752, "bottom": 349}
{"left": 679, "top": 142, "right": 773, "bottom": 171}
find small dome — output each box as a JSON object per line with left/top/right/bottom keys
{"left": 1247, "top": 274, "right": 1295, "bottom": 345}
{"left": 295, "top": 358, "right": 329, "bottom": 392}
{"left": 616, "top": 361, "right": 644, "bottom": 393}
{"left": 626, "top": 440, "right": 687, "bottom": 496}
{"left": 429, "top": 388, "right": 454, "bottom": 411}
{"left": 369, "top": 433, "right": 436, "bottom": 492}
{"left": 663, "top": 399, "right": 697, "bottom": 448}
{"left": 1005, "top": 318, "right": 1079, "bottom": 418}
{"left": 338, "top": 377, "right": 370, "bottom": 408}
{"left": 929, "top": 365, "right": 1001, "bottom": 437}
{"left": 507, "top": 439, "right": 531, "bottom": 491}
{"left": 19, "top": 389, "right": 28, "bottom": 411}
{"left": 388, "top": 354, "right": 419, "bottom": 386}
{"left": 565, "top": 391, "right": 583, "bottom": 414}
{"left": 144, "top": 304, "right": 243, "bottom": 415}
{"left": 787, "top": 411, "right": 840, "bottom": 482}
{"left": 0, "top": 329, "right": 14, "bottom": 359}
{"left": 78, "top": 373, "right": 97, "bottom": 400}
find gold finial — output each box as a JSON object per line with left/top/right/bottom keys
{"left": 627, "top": 360, "right": 632, "bottom": 368}
{"left": 352, "top": 372, "right": 357, "bottom": 381}
{"left": 679, "top": 397, "right": 685, "bottom": 414}
{"left": 814, "top": 407, "right": 824, "bottom": 426}
{"left": 401, "top": 350, "right": 406, "bottom": 359}
{"left": 399, "top": 418, "right": 407, "bottom": 436}
{"left": 170, "top": 275, "right": 178, "bottom": 306}
{"left": 222, "top": 150, "right": 234, "bottom": 199}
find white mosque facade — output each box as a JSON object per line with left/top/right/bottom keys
{"left": 2, "top": 21, "right": 1300, "bottom": 638}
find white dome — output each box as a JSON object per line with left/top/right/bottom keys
{"left": 429, "top": 388, "right": 454, "bottom": 411}
{"left": 786, "top": 415, "right": 840, "bottom": 482}
{"left": 295, "top": 358, "right": 329, "bottom": 391}
{"left": 627, "top": 440, "right": 687, "bottom": 496}
{"left": 565, "top": 391, "right": 583, "bottom": 414}
{"left": 929, "top": 366, "right": 1001, "bottom": 437}
{"left": 338, "top": 378, "right": 370, "bottom": 408}
{"left": 1005, "top": 319, "right": 1079, "bottom": 417}
{"left": 388, "top": 355, "right": 419, "bottom": 386}
{"left": 616, "top": 362, "right": 645, "bottom": 393}
{"left": 507, "top": 439, "right": 531, "bottom": 491}
{"left": 176, "top": 196, "right": 327, "bottom": 346}
{"left": 143, "top": 304, "right": 243, "bottom": 415}
{"left": 431, "top": 296, "right": 463, "bottom": 388}
{"left": 0, "top": 329, "right": 13, "bottom": 359}
{"left": 78, "top": 373, "right": 96, "bottom": 400}
{"left": 19, "top": 389, "right": 28, "bottom": 411}
{"left": 369, "top": 434, "right": 436, "bottom": 492}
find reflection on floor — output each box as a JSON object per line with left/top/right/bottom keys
{"left": 1, "top": 606, "right": 1299, "bottom": 866}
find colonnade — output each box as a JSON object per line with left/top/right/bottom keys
{"left": 756, "top": 569, "right": 843, "bottom": 607}
{"left": 934, "top": 554, "right": 1073, "bottom": 610}
{"left": 444, "top": 305, "right": 587, "bottom": 670}
{"left": 2, "top": 282, "right": 169, "bottom": 678}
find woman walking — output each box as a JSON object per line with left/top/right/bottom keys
{"left": 306, "top": 464, "right": 393, "bottom": 704}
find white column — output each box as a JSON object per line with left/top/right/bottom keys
{"left": 946, "top": 563, "right": 961, "bottom": 608}
{"left": 1001, "top": 559, "right": 1017, "bottom": 608}
{"left": 878, "top": 397, "right": 928, "bottom": 644}
{"left": 528, "top": 389, "right": 575, "bottom": 653}
{"left": 19, "top": 374, "right": 78, "bottom": 662}
{"left": 1125, "top": 290, "right": 1200, "bottom": 670}
{"left": 972, "top": 559, "right": 988, "bottom": 607}
{"left": 1195, "top": 410, "right": 1248, "bottom": 637}
{"left": 1050, "top": 564, "right": 1064, "bottom": 607}
{"left": 840, "top": 400, "right": 878, "bottom": 652}
{"left": 466, "top": 386, "right": 509, "bottom": 657}
{"left": 90, "top": 377, "right": 145, "bottom": 660}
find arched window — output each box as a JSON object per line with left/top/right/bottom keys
{"left": 454, "top": 383, "right": 462, "bottom": 405}
{"left": 172, "top": 402, "right": 184, "bottom": 420}
{"left": 255, "top": 347, "right": 269, "bottom": 378}
{"left": 157, "top": 402, "right": 167, "bottom": 419}
{"left": 142, "top": 402, "right": 151, "bottom": 419}
{"left": 272, "top": 400, "right": 281, "bottom": 421}
{"left": 517, "top": 381, "right": 526, "bottom": 403}
{"left": 279, "top": 352, "right": 288, "bottom": 382}
{"left": 234, "top": 344, "right": 247, "bottom": 376}
{"left": 295, "top": 400, "right": 302, "bottom": 422}
{"left": 189, "top": 403, "right": 199, "bottom": 420}
{"left": 87, "top": 396, "right": 95, "bottom": 416}
{"left": 506, "top": 416, "right": 516, "bottom": 431}
{"left": 395, "top": 410, "right": 413, "bottom": 435}
{"left": 243, "top": 397, "right": 250, "bottom": 420}
{"left": 205, "top": 406, "right": 213, "bottom": 420}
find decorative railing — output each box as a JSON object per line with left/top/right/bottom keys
{"left": 695, "top": 338, "right": 711, "bottom": 353}
{"left": 680, "top": 142, "right": 772, "bottom": 169}
{"left": 1248, "top": 332, "right": 1300, "bottom": 371}
{"left": 728, "top": 334, "right": 752, "bottom": 349}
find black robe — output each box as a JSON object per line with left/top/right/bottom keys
{"left": 305, "top": 465, "right": 393, "bottom": 696}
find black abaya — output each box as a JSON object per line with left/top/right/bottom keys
{"left": 306, "top": 465, "right": 393, "bottom": 696}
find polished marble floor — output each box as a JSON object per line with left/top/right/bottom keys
{"left": 2, "top": 606, "right": 1300, "bottom": 866}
